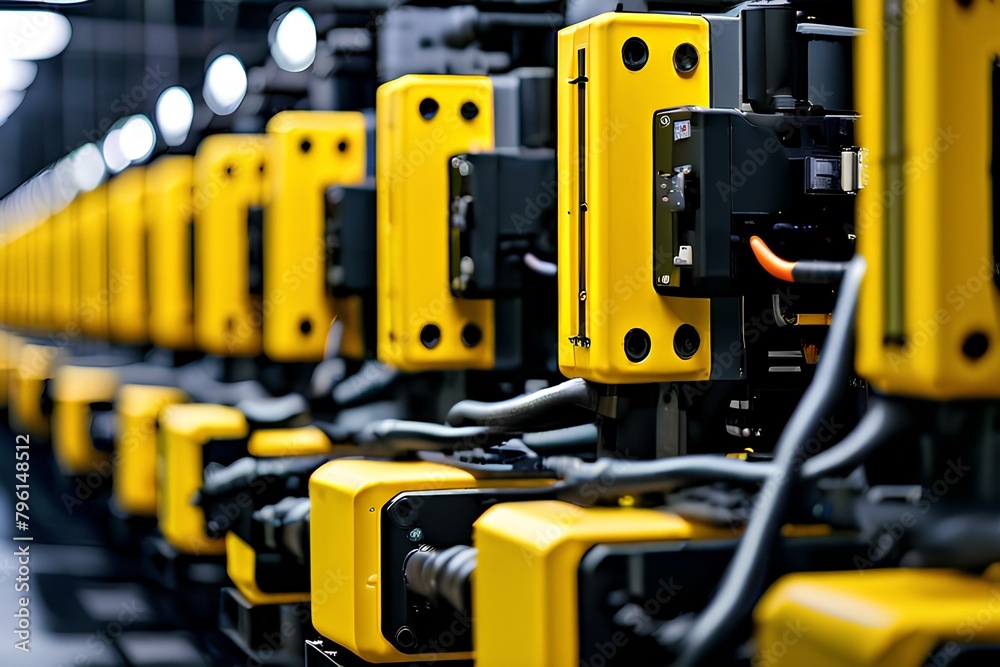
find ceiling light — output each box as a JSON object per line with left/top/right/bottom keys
{"left": 203, "top": 53, "right": 247, "bottom": 116}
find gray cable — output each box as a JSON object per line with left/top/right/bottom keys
{"left": 672, "top": 256, "right": 866, "bottom": 667}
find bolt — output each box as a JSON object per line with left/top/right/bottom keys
{"left": 408, "top": 527, "right": 424, "bottom": 542}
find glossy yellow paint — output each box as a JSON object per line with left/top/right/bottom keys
{"left": 9, "top": 343, "right": 57, "bottom": 437}
{"left": 226, "top": 533, "right": 311, "bottom": 605}
{"left": 309, "top": 460, "right": 550, "bottom": 663}
{"left": 157, "top": 403, "right": 247, "bottom": 555}
{"left": 557, "top": 13, "right": 714, "bottom": 383}
{"left": 264, "top": 111, "right": 367, "bottom": 361}
{"left": 855, "top": 0, "right": 1000, "bottom": 398}
{"left": 107, "top": 167, "right": 148, "bottom": 344}
{"left": 77, "top": 184, "right": 110, "bottom": 339}
{"left": 33, "top": 217, "right": 53, "bottom": 332}
{"left": 474, "top": 500, "right": 730, "bottom": 667}
{"left": 51, "top": 365, "right": 120, "bottom": 475}
{"left": 51, "top": 201, "right": 80, "bottom": 333}
{"left": 146, "top": 156, "right": 196, "bottom": 350}
{"left": 755, "top": 569, "right": 1000, "bottom": 666}
{"left": 376, "top": 75, "right": 496, "bottom": 370}
{"left": 114, "top": 384, "right": 187, "bottom": 516}
{"left": 193, "top": 134, "right": 268, "bottom": 357}
{"left": 247, "top": 425, "right": 332, "bottom": 457}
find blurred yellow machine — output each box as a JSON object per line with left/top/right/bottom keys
{"left": 146, "top": 155, "right": 196, "bottom": 350}
{"left": 193, "top": 133, "right": 269, "bottom": 357}
{"left": 263, "top": 110, "right": 367, "bottom": 361}
{"left": 107, "top": 166, "right": 149, "bottom": 344}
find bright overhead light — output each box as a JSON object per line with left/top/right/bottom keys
{"left": 120, "top": 114, "right": 155, "bottom": 162}
{"left": 155, "top": 86, "right": 194, "bottom": 146}
{"left": 270, "top": 7, "right": 316, "bottom": 73}
{"left": 0, "top": 59, "right": 35, "bottom": 90}
{"left": 203, "top": 53, "right": 247, "bottom": 115}
{"left": 69, "top": 143, "right": 106, "bottom": 192}
{"left": 0, "top": 11, "right": 72, "bottom": 60}
{"left": 101, "top": 129, "right": 129, "bottom": 174}
{"left": 0, "top": 89, "right": 24, "bottom": 122}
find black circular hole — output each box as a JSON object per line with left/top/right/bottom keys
{"left": 673, "top": 43, "right": 700, "bottom": 74}
{"left": 300, "top": 139, "right": 312, "bottom": 153}
{"left": 300, "top": 318, "right": 312, "bottom": 335}
{"left": 622, "top": 37, "right": 649, "bottom": 71}
{"left": 395, "top": 627, "right": 416, "bottom": 648}
{"left": 337, "top": 139, "right": 348, "bottom": 152}
{"left": 461, "top": 323, "right": 482, "bottom": 348}
{"left": 258, "top": 162, "right": 265, "bottom": 173}
{"left": 623, "top": 328, "right": 652, "bottom": 363}
{"left": 418, "top": 97, "right": 439, "bottom": 120}
{"left": 224, "top": 164, "right": 233, "bottom": 177}
{"left": 673, "top": 324, "right": 701, "bottom": 360}
{"left": 962, "top": 332, "right": 989, "bottom": 360}
{"left": 225, "top": 316, "right": 235, "bottom": 332}
{"left": 460, "top": 101, "right": 479, "bottom": 121}
{"left": 419, "top": 324, "right": 441, "bottom": 349}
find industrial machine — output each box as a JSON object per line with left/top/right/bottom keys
{"left": 0, "top": 1, "right": 996, "bottom": 666}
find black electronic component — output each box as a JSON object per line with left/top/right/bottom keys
{"left": 448, "top": 148, "right": 557, "bottom": 299}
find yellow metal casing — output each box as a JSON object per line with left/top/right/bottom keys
{"left": 146, "top": 156, "right": 196, "bottom": 350}
{"left": 226, "top": 533, "right": 311, "bottom": 606}
{"left": 309, "top": 459, "right": 548, "bottom": 663}
{"left": 264, "top": 111, "right": 367, "bottom": 361}
{"left": 51, "top": 201, "right": 80, "bottom": 334}
{"left": 157, "top": 403, "right": 247, "bottom": 555}
{"left": 193, "top": 134, "right": 268, "bottom": 357}
{"left": 77, "top": 184, "right": 110, "bottom": 339}
{"left": 247, "top": 425, "right": 332, "bottom": 457}
{"left": 9, "top": 343, "right": 58, "bottom": 437}
{"left": 33, "top": 217, "right": 53, "bottom": 332}
{"left": 50, "top": 365, "right": 119, "bottom": 475}
{"left": 107, "top": 167, "right": 148, "bottom": 344}
{"left": 473, "top": 500, "right": 729, "bottom": 667}
{"left": 376, "top": 75, "right": 496, "bottom": 370}
{"left": 557, "top": 13, "right": 714, "bottom": 383}
{"left": 855, "top": 0, "right": 1000, "bottom": 398}
{"left": 0, "top": 331, "right": 15, "bottom": 407}
{"left": 24, "top": 224, "right": 38, "bottom": 330}
{"left": 114, "top": 384, "right": 188, "bottom": 516}
{"left": 754, "top": 569, "right": 1000, "bottom": 666}
{"left": 5, "top": 231, "right": 24, "bottom": 329}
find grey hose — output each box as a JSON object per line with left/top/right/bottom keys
{"left": 445, "top": 378, "right": 598, "bottom": 430}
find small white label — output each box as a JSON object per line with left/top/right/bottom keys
{"left": 674, "top": 119, "right": 691, "bottom": 141}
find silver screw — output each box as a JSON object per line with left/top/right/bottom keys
{"left": 408, "top": 527, "right": 424, "bottom": 542}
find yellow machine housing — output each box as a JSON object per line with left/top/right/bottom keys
{"left": 473, "top": 500, "right": 729, "bottom": 667}
{"left": 157, "top": 403, "right": 247, "bottom": 555}
{"left": 376, "top": 75, "right": 496, "bottom": 370}
{"left": 9, "top": 343, "right": 58, "bottom": 437}
{"left": 50, "top": 365, "right": 119, "bottom": 475}
{"left": 247, "top": 425, "right": 332, "bottom": 457}
{"left": 107, "top": 167, "right": 148, "bottom": 344}
{"left": 309, "top": 459, "right": 549, "bottom": 663}
{"left": 114, "top": 384, "right": 188, "bottom": 516}
{"left": 557, "top": 13, "right": 714, "bottom": 383}
{"left": 33, "top": 217, "right": 53, "bottom": 332}
{"left": 51, "top": 200, "right": 80, "bottom": 333}
{"left": 4, "top": 229, "right": 25, "bottom": 329}
{"left": 754, "top": 569, "right": 1000, "bottom": 666}
{"left": 146, "top": 156, "right": 195, "bottom": 350}
{"left": 855, "top": 0, "right": 1000, "bottom": 398}
{"left": 77, "top": 184, "right": 110, "bottom": 339}
{"left": 193, "top": 134, "right": 268, "bottom": 357}
{"left": 264, "top": 110, "right": 367, "bottom": 361}
{"left": 225, "top": 532, "right": 310, "bottom": 605}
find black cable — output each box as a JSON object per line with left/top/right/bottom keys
{"left": 671, "top": 256, "right": 866, "bottom": 667}
{"left": 445, "top": 378, "right": 598, "bottom": 430}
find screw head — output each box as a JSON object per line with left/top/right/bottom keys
{"left": 407, "top": 527, "right": 424, "bottom": 542}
